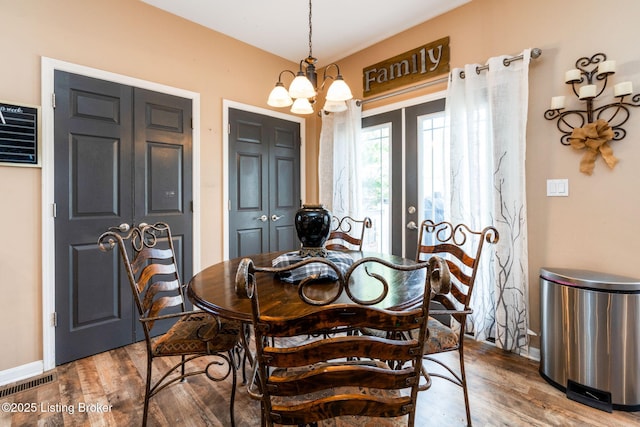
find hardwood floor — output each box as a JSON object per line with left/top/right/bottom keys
{"left": 2, "top": 339, "right": 639, "bottom": 426}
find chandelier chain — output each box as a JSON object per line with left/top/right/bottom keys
{"left": 308, "top": 0, "right": 312, "bottom": 58}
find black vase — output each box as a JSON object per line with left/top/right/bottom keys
{"left": 294, "top": 204, "right": 331, "bottom": 257}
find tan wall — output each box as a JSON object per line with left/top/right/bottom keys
{"left": 334, "top": 0, "right": 640, "bottom": 349}
{"left": 0, "top": 0, "right": 313, "bottom": 371}
{"left": 2, "top": 0, "right": 639, "bottom": 372}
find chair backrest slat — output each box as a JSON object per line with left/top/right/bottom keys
{"left": 266, "top": 364, "right": 419, "bottom": 396}
{"left": 261, "top": 334, "right": 422, "bottom": 368}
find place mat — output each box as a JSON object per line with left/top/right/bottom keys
{"left": 272, "top": 251, "right": 354, "bottom": 284}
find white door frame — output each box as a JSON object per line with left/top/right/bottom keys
{"left": 40, "top": 57, "right": 202, "bottom": 371}
{"left": 222, "top": 99, "right": 306, "bottom": 260}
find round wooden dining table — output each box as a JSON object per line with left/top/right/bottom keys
{"left": 187, "top": 250, "right": 427, "bottom": 323}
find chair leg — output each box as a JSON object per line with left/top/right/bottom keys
{"left": 142, "top": 356, "right": 153, "bottom": 426}
{"left": 180, "top": 355, "right": 187, "bottom": 382}
{"left": 228, "top": 350, "right": 238, "bottom": 427}
{"left": 459, "top": 349, "right": 472, "bottom": 427}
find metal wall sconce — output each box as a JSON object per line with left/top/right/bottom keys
{"left": 544, "top": 53, "right": 640, "bottom": 174}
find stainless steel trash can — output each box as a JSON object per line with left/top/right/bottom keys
{"left": 539, "top": 267, "right": 640, "bottom": 411}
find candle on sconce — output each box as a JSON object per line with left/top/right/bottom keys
{"left": 550, "top": 96, "right": 565, "bottom": 110}
{"left": 598, "top": 60, "right": 616, "bottom": 74}
{"left": 614, "top": 81, "right": 633, "bottom": 97}
{"left": 579, "top": 85, "right": 597, "bottom": 99}
{"left": 565, "top": 69, "right": 581, "bottom": 82}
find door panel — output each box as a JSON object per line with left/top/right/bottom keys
{"left": 404, "top": 99, "right": 446, "bottom": 258}
{"left": 270, "top": 124, "right": 299, "bottom": 252}
{"left": 54, "top": 72, "right": 193, "bottom": 364}
{"left": 361, "top": 99, "right": 445, "bottom": 258}
{"left": 54, "top": 72, "right": 134, "bottom": 364}
{"left": 230, "top": 112, "right": 269, "bottom": 257}
{"left": 238, "top": 154, "right": 263, "bottom": 210}
{"left": 362, "top": 110, "right": 402, "bottom": 256}
{"left": 133, "top": 88, "right": 193, "bottom": 340}
{"left": 72, "top": 135, "right": 120, "bottom": 216}
{"left": 229, "top": 108, "right": 300, "bottom": 258}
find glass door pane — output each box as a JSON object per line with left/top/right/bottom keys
{"left": 360, "top": 124, "right": 391, "bottom": 253}
{"left": 362, "top": 110, "right": 402, "bottom": 255}
{"left": 417, "top": 112, "right": 447, "bottom": 227}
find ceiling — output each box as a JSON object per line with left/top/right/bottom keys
{"left": 141, "top": 0, "right": 470, "bottom": 66}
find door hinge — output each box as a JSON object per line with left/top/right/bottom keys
{"left": 190, "top": 200, "right": 194, "bottom": 212}
{"left": 52, "top": 202, "right": 57, "bottom": 218}
{"left": 228, "top": 123, "right": 231, "bottom": 135}
{"left": 228, "top": 199, "right": 231, "bottom": 211}
{"left": 51, "top": 312, "right": 57, "bottom": 327}
{"left": 190, "top": 117, "right": 193, "bottom": 129}
{"left": 51, "top": 93, "right": 56, "bottom": 109}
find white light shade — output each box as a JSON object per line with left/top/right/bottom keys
{"left": 325, "top": 76, "right": 353, "bottom": 101}
{"left": 323, "top": 99, "right": 347, "bottom": 113}
{"left": 267, "top": 83, "right": 293, "bottom": 107}
{"left": 290, "top": 97, "right": 314, "bottom": 115}
{"left": 289, "top": 74, "right": 316, "bottom": 99}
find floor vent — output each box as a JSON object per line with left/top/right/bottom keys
{"left": 0, "top": 373, "right": 57, "bottom": 398}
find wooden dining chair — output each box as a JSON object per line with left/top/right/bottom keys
{"left": 237, "top": 255, "right": 435, "bottom": 426}
{"left": 414, "top": 219, "right": 499, "bottom": 427}
{"left": 325, "top": 215, "right": 373, "bottom": 251}
{"left": 98, "top": 222, "right": 242, "bottom": 427}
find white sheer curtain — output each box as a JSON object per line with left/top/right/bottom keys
{"left": 445, "top": 50, "right": 531, "bottom": 353}
{"left": 318, "top": 100, "right": 362, "bottom": 219}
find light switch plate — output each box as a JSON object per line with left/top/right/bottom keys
{"left": 547, "top": 179, "right": 569, "bottom": 197}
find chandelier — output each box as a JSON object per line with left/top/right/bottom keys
{"left": 267, "top": 0, "right": 353, "bottom": 114}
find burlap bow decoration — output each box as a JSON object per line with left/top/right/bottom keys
{"left": 568, "top": 119, "right": 617, "bottom": 175}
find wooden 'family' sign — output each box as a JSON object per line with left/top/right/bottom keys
{"left": 363, "top": 36, "right": 450, "bottom": 98}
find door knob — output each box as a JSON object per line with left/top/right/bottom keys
{"left": 406, "top": 221, "right": 418, "bottom": 230}
{"left": 255, "top": 215, "right": 268, "bottom": 222}
{"left": 271, "top": 214, "right": 284, "bottom": 222}
{"left": 118, "top": 223, "right": 131, "bottom": 232}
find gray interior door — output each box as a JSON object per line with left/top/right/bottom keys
{"left": 228, "top": 108, "right": 300, "bottom": 258}
{"left": 54, "top": 71, "right": 192, "bottom": 364}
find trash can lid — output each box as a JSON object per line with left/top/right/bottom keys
{"left": 540, "top": 267, "right": 640, "bottom": 292}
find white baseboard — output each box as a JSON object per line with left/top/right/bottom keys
{"left": 0, "top": 360, "right": 44, "bottom": 386}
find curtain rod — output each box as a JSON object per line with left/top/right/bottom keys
{"left": 357, "top": 47, "right": 542, "bottom": 106}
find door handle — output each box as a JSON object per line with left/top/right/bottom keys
{"left": 118, "top": 223, "right": 131, "bottom": 232}
{"left": 255, "top": 215, "right": 268, "bottom": 222}
{"left": 271, "top": 214, "right": 284, "bottom": 222}
{"left": 406, "top": 221, "right": 418, "bottom": 230}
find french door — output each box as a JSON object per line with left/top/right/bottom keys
{"left": 361, "top": 98, "right": 446, "bottom": 259}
